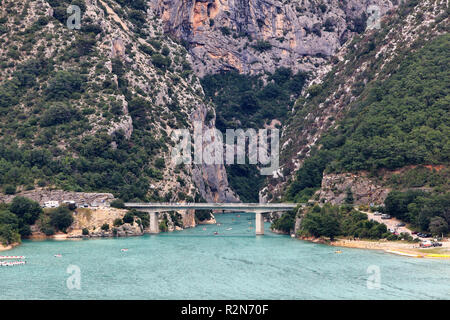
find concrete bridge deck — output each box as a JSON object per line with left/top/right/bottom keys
{"left": 124, "top": 202, "right": 298, "bottom": 235}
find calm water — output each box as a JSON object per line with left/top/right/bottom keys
{"left": 1, "top": 212, "right": 449, "bottom": 299}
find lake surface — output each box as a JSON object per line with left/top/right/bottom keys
{"left": 1, "top": 212, "right": 449, "bottom": 299}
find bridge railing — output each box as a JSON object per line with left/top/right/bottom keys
{"left": 124, "top": 202, "right": 298, "bottom": 209}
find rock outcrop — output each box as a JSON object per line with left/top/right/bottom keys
{"left": 0, "top": 189, "right": 114, "bottom": 206}
{"left": 150, "top": 0, "right": 396, "bottom": 76}
{"left": 315, "top": 172, "right": 390, "bottom": 205}
{"left": 190, "top": 99, "right": 240, "bottom": 202}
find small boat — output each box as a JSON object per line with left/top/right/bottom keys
{"left": 202, "top": 227, "right": 206, "bottom": 231}
{"left": 120, "top": 249, "right": 129, "bottom": 252}
{"left": 216, "top": 223, "right": 221, "bottom": 226}
{"left": 54, "top": 254, "right": 62, "bottom": 258}
{"left": 335, "top": 250, "right": 342, "bottom": 254}
{"left": 213, "top": 231, "right": 219, "bottom": 235}
{"left": 237, "top": 215, "right": 241, "bottom": 217}
{"left": 226, "top": 228, "right": 232, "bottom": 231}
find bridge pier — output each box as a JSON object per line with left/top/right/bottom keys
{"left": 255, "top": 212, "right": 265, "bottom": 235}
{"left": 126, "top": 203, "right": 298, "bottom": 236}
{"left": 149, "top": 211, "right": 159, "bottom": 234}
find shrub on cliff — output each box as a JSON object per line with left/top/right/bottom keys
{"left": 3, "top": 185, "right": 16, "bottom": 195}
{"left": 113, "top": 218, "right": 124, "bottom": 227}
{"left": 251, "top": 40, "right": 272, "bottom": 52}
{"left": 123, "top": 212, "right": 134, "bottom": 224}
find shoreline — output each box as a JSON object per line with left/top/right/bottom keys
{"left": 301, "top": 237, "right": 450, "bottom": 259}
{"left": 0, "top": 242, "right": 20, "bottom": 252}
{"left": 4, "top": 227, "right": 450, "bottom": 260}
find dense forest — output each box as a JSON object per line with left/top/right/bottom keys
{"left": 201, "top": 68, "right": 307, "bottom": 131}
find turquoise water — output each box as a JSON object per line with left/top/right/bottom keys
{"left": 1, "top": 212, "right": 449, "bottom": 299}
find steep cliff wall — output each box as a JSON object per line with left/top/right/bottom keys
{"left": 150, "top": 0, "right": 395, "bottom": 76}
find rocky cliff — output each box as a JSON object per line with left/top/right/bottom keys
{"left": 150, "top": 0, "right": 396, "bottom": 76}
{"left": 315, "top": 172, "right": 390, "bottom": 205}
{"left": 0, "top": 0, "right": 237, "bottom": 206}
{"left": 263, "top": 0, "right": 448, "bottom": 201}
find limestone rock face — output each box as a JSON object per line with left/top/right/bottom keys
{"left": 315, "top": 172, "right": 390, "bottom": 205}
{"left": 190, "top": 99, "right": 240, "bottom": 203}
{"left": 150, "top": 0, "right": 395, "bottom": 76}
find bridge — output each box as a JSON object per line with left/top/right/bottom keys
{"left": 124, "top": 203, "right": 298, "bottom": 235}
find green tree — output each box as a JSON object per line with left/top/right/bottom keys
{"left": 429, "top": 216, "right": 448, "bottom": 236}
{"left": 49, "top": 206, "right": 74, "bottom": 232}
{"left": 0, "top": 210, "right": 19, "bottom": 228}
{"left": 123, "top": 212, "right": 134, "bottom": 224}
{"left": 9, "top": 196, "right": 42, "bottom": 225}
{"left": 0, "top": 224, "right": 20, "bottom": 245}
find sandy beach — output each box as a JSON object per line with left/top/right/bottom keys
{"left": 329, "top": 238, "right": 450, "bottom": 259}
{"left": 0, "top": 243, "right": 19, "bottom": 252}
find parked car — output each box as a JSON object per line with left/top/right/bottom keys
{"left": 396, "top": 223, "right": 406, "bottom": 227}
{"left": 374, "top": 211, "right": 382, "bottom": 216}
{"left": 381, "top": 214, "right": 391, "bottom": 219}
{"left": 418, "top": 233, "right": 432, "bottom": 238}
{"left": 432, "top": 242, "right": 443, "bottom": 247}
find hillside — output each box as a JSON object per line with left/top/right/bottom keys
{"left": 0, "top": 0, "right": 448, "bottom": 210}
{"left": 261, "top": 0, "right": 449, "bottom": 203}
{"left": 0, "top": 0, "right": 237, "bottom": 203}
